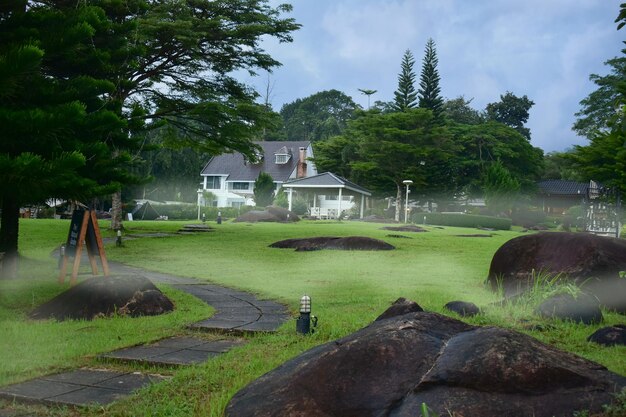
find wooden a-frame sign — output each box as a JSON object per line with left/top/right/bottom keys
{"left": 58, "top": 209, "right": 109, "bottom": 285}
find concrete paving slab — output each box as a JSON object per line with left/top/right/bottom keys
{"left": 190, "top": 340, "right": 246, "bottom": 353}
{"left": 147, "top": 350, "right": 220, "bottom": 365}
{"left": 100, "top": 346, "right": 173, "bottom": 361}
{"left": 0, "top": 370, "right": 165, "bottom": 407}
{"left": 42, "top": 369, "right": 126, "bottom": 385}
{"left": 101, "top": 336, "right": 247, "bottom": 366}
{"left": 48, "top": 386, "right": 124, "bottom": 406}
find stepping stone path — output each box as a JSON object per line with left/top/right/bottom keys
{"left": 0, "top": 369, "right": 166, "bottom": 407}
{"left": 0, "top": 261, "right": 290, "bottom": 411}
{"left": 101, "top": 336, "right": 246, "bottom": 366}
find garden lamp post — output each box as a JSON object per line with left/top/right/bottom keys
{"left": 403, "top": 180, "right": 413, "bottom": 223}
{"left": 296, "top": 295, "right": 317, "bottom": 335}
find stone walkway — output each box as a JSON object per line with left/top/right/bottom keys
{"left": 0, "top": 260, "right": 291, "bottom": 410}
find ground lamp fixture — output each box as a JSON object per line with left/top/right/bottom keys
{"left": 402, "top": 180, "right": 413, "bottom": 224}
{"left": 296, "top": 295, "right": 317, "bottom": 335}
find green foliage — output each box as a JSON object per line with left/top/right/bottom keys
{"left": 510, "top": 207, "right": 547, "bottom": 227}
{"left": 254, "top": 172, "right": 275, "bottom": 207}
{"left": 348, "top": 109, "right": 458, "bottom": 199}
{"left": 392, "top": 50, "right": 418, "bottom": 111}
{"left": 418, "top": 212, "right": 512, "bottom": 230}
{"left": 570, "top": 7, "right": 626, "bottom": 195}
{"left": 448, "top": 122, "right": 543, "bottom": 195}
{"left": 571, "top": 124, "right": 626, "bottom": 194}
{"left": 0, "top": 2, "right": 134, "bottom": 265}
{"left": 483, "top": 160, "right": 521, "bottom": 214}
{"left": 417, "top": 38, "right": 444, "bottom": 119}
{"left": 273, "top": 188, "right": 289, "bottom": 208}
{"left": 443, "top": 96, "right": 484, "bottom": 125}
{"left": 279, "top": 89, "right": 359, "bottom": 142}
{"left": 313, "top": 134, "right": 359, "bottom": 179}
{"left": 486, "top": 92, "right": 534, "bottom": 140}
{"left": 541, "top": 151, "right": 584, "bottom": 181}
{"left": 574, "top": 57, "right": 626, "bottom": 138}
{"left": 291, "top": 197, "right": 308, "bottom": 215}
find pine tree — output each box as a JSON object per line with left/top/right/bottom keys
{"left": 418, "top": 38, "right": 444, "bottom": 119}
{"left": 392, "top": 50, "right": 418, "bottom": 112}
{"left": 254, "top": 173, "right": 275, "bottom": 207}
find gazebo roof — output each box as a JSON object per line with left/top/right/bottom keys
{"left": 282, "top": 172, "right": 371, "bottom": 196}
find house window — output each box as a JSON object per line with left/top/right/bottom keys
{"left": 342, "top": 196, "right": 352, "bottom": 201}
{"left": 275, "top": 154, "right": 290, "bottom": 164}
{"left": 325, "top": 195, "right": 338, "bottom": 201}
{"left": 206, "top": 176, "right": 221, "bottom": 189}
{"left": 232, "top": 182, "right": 249, "bottom": 190}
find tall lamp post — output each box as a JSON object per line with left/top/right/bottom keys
{"left": 402, "top": 180, "right": 413, "bottom": 223}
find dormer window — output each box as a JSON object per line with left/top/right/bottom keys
{"left": 275, "top": 154, "right": 290, "bottom": 164}
{"left": 274, "top": 146, "right": 291, "bottom": 164}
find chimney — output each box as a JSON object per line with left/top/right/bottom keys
{"left": 297, "top": 147, "right": 307, "bottom": 178}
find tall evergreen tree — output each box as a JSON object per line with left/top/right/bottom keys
{"left": 0, "top": 1, "right": 131, "bottom": 277}
{"left": 417, "top": 38, "right": 444, "bottom": 119}
{"left": 392, "top": 50, "right": 418, "bottom": 112}
{"left": 253, "top": 172, "right": 275, "bottom": 207}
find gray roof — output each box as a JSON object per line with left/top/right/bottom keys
{"left": 537, "top": 180, "right": 589, "bottom": 196}
{"left": 201, "top": 141, "right": 311, "bottom": 182}
{"left": 283, "top": 172, "right": 371, "bottom": 196}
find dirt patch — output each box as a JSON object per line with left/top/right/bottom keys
{"left": 381, "top": 225, "right": 428, "bottom": 233}
{"left": 30, "top": 275, "right": 174, "bottom": 321}
{"left": 455, "top": 234, "right": 492, "bottom": 238}
{"left": 270, "top": 236, "right": 395, "bottom": 251}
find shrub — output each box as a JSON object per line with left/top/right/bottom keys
{"left": 510, "top": 208, "right": 546, "bottom": 227}
{"left": 415, "top": 212, "right": 511, "bottom": 230}
{"left": 291, "top": 198, "right": 308, "bottom": 215}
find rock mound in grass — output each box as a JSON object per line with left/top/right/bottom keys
{"left": 269, "top": 236, "right": 395, "bottom": 251}
{"left": 534, "top": 293, "right": 603, "bottom": 324}
{"left": 374, "top": 297, "right": 423, "bottom": 321}
{"left": 29, "top": 275, "right": 174, "bottom": 321}
{"left": 587, "top": 325, "right": 626, "bottom": 346}
{"left": 381, "top": 225, "right": 427, "bottom": 233}
{"left": 444, "top": 300, "right": 481, "bottom": 317}
{"left": 486, "top": 232, "right": 626, "bottom": 310}
{"left": 234, "top": 207, "right": 300, "bottom": 223}
{"left": 226, "top": 302, "right": 626, "bottom": 417}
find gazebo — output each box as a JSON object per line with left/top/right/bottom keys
{"left": 281, "top": 172, "right": 372, "bottom": 219}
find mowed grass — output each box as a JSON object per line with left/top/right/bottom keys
{"left": 1, "top": 218, "right": 625, "bottom": 417}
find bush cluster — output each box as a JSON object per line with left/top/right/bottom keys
{"left": 415, "top": 212, "right": 512, "bottom": 230}
{"left": 148, "top": 205, "right": 255, "bottom": 220}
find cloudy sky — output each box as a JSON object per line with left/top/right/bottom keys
{"left": 242, "top": 0, "right": 624, "bottom": 153}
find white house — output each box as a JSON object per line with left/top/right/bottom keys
{"left": 198, "top": 141, "right": 317, "bottom": 208}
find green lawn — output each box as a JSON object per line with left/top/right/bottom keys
{"left": 1, "top": 218, "right": 624, "bottom": 416}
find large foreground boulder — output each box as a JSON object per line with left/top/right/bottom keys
{"left": 227, "top": 305, "right": 625, "bottom": 417}
{"left": 30, "top": 275, "right": 174, "bottom": 321}
{"left": 269, "top": 236, "right": 395, "bottom": 251}
{"left": 486, "top": 232, "right": 626, "bottom": 311}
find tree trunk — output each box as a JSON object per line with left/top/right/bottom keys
{"left": 110, "top": 189, "right": 123, "bottom": 230}
{"left": 0, "top": 196, "right": 20, "bottom": 278}
{"left": 395, "top": 184, "right": 401, "bottom": 222}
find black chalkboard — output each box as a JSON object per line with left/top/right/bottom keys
{"left": 65, "top": 210, "right": 85, "bottom": 257}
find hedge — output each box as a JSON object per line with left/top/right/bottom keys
{"left": 414, "top": 212, "right": 512, "bottom": 230}
{"left": 146, "top": 205, "right": 255, "bottom": 220}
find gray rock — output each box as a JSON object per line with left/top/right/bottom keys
{"left": 444, "top": 300, "right": 480, "bottom": 317}
{"left": 227, "top": 305, "right": 625, "bottom": 417}
{"left": 534, "top": 293, "right": 603, "bottom": 324}
{"left": 587, "top": 325, "right": 626, "bottom": 346}
{"left": 486, "top": 232, "right": 626, "bottom": 313}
